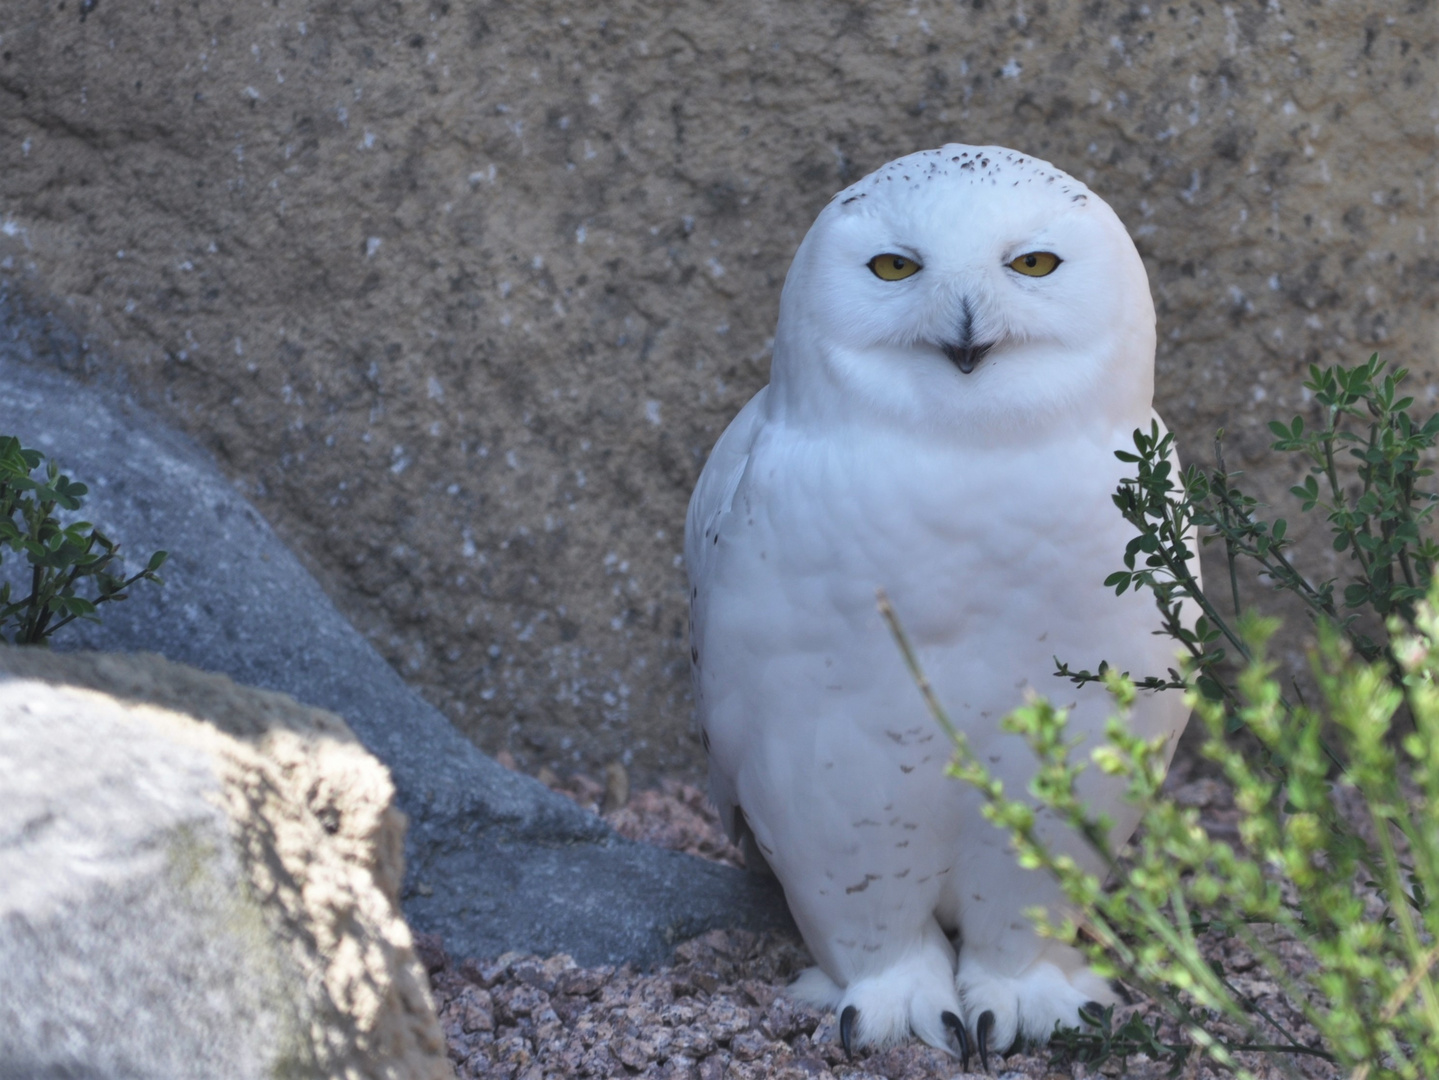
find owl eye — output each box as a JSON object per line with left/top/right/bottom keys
{"left": 868, "top": 254, "right": 922, "bottom": 281}
{"left": 1008, "top": 251, "right": 1062, "bottom": 277}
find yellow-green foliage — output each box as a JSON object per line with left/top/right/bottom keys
{"left": 941, "top": 605, "right": 1439, "bottom": 1079}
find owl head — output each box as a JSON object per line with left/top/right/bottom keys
{"left": 769, "top": 145, "right": 1156, "bottom": 441}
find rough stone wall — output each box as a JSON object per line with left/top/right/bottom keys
{"left": 0, "top": 1, "right": 1433, "bottom": 780}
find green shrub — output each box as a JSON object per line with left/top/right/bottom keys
{"left": 0, "top": 434, "right": 167, "bottom": 645}
{"left": 886, "top": 356, "right": 1439, "bottom": 1078}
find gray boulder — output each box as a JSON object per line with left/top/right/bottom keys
{"left": 0, "top": 340, "right": 791, "bottom": 968}
{"left": 0, "top": 649, "right": 451, "bottom": 1080}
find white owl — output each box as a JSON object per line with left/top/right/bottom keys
{"left": 685, "top": 144, "right": 1194, "bottom": 1067}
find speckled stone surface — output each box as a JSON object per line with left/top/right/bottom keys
{"left": 0, "top": 2, "right": 1433, "bottom": 780}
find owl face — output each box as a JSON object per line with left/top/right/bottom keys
{"left": 772, "top": 145, "right": 1156, "bottom": 438}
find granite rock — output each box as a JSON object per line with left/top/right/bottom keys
{"left": 0, "top": 648, "right": 452, "bottom": 1080}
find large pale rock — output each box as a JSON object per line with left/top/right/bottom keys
{"left": 0, "top": 2, "right": 1433, "bottom": 778}
{"left": 0, "top": 353, "right": 792, "bottom": 966}
{"left": 0, "top": 649, "right": 451, "bottom": 1080}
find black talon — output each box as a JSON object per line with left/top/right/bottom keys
{"left": 1080, "top": 999, "right": 1106, "bottom": 1024}
{"left": 942, "top": 1010, "right": 971, "bottom": 1072}
{"left": 976, "top": 1009, "right": 994, "bottom": 1072}
{"left": 839, "top": 1004, "right": 859, "bottom": 1059}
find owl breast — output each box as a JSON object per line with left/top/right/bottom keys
{"left": 693, "top": 410, "right": 1181, "bottom": 920}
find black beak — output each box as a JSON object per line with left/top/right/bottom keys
{"left": 942, "top": 340, "right": 994, "bottom": 374}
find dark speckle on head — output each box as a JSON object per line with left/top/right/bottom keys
{"left": 833, "top": 144, "right": 1091, "bottom": 212}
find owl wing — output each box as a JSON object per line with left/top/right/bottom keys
{"left": 684, "top": 386, "right": 770, "bottom": 846}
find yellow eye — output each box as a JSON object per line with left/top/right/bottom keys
{"left": 868, "top": 254, "right": 921, "bottom": 281}
{"left": 1008, "top": 251, "right": 1062, "bottom": 277}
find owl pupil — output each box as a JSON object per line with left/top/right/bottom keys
{"left": 892, "top": 258, "right": 905, "bottom": 270}
{"left": 1024, "top": 255, "right": 1037, "bottom": 268}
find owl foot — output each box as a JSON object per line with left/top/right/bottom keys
{"left": 787, "top": 949, "right": 964, "bottom": 1053}
{"left": 839, "top": 1005, "right": 858, "bottom": 1058}
{"left": 787, "top": 966, "right": 844, "bottom": 1010}
{"left": 956, "top": 952, "right": 1117, "bottom": 1059}
{"left": 975, "top": 1008, "right": 1005, "bottom": 1071}
{"left": 941, "top": 1010, "right": 971, "bottom": 1072}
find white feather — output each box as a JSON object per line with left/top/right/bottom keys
{"left": 686, "top": 144, "right": 1197, "bottom": 1055}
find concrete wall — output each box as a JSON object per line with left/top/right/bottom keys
{"left": 1, "top": 0, "right": 1434, "bottom": 780}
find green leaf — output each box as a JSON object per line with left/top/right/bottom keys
{"left": 1196, "top": 674, "right": 1225, "bottom": 701}
{"left": 0, "top": 433, "right": 167, "bottom": 645}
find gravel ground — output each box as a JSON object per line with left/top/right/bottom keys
{"left": 419, "top": 761, "right": 1343, "bottom": 1080}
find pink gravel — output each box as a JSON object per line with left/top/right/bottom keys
{"left": 419, "top": 766, "right": 1342, "bottom": 1080}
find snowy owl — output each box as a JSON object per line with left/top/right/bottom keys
{"left": 685, "top": 144, "right": 1194, "bottom": 1067}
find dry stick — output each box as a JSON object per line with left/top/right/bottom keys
{"left": 1214, "top": 432, "right": 1246, "bottom": 620}
{"left": 876, "top": 589, "right": 960, "bottom": 745}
